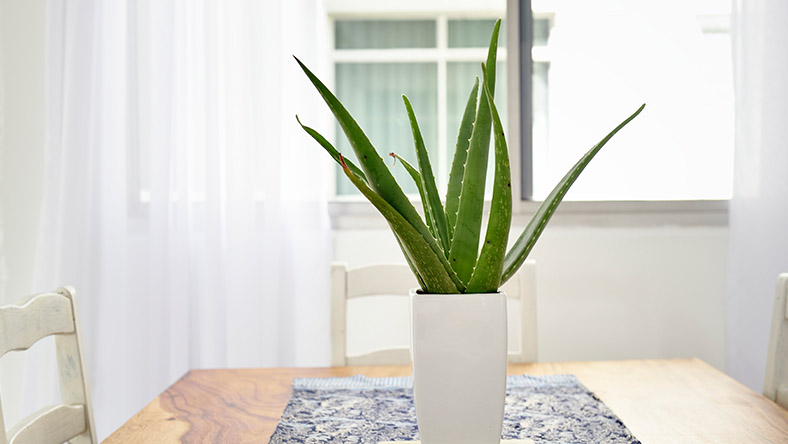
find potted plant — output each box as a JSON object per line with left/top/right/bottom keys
{"left": 295, "top": 19, "right": 643, "bottom": 444}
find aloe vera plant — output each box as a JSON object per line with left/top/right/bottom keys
{"left": 295, "top": 20, "right": 644, "bottom": 294}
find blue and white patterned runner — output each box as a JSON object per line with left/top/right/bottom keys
{"left": 268, "top": 374, "right": 641, "bottom": 444}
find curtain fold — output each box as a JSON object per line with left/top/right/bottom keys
{"left": 727, "top": 0, "right": 788, "bottom": 390}
{"left": 26, "top": 0, "right": 331, "bottom": 439}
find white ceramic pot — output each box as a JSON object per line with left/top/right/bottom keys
{"left": 410, "top": 289, "right": 508, "bottom": 444}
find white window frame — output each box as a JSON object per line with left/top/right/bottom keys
{"left": 323, "top": 0, "right": 730, "bottom": 227}
{"left": 327, "top": 13, "right": 516, "bottom": 200}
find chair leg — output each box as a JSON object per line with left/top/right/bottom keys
{"left": 776, "top": 387, "right": 788, "bottom": 410}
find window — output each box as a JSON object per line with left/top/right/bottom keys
{"left": 327, "top": 0, "right": 734, "bottom": 202}
{"left": 525, "top": 0, "right": 733, "bottom": 201}
{"left": 331, "top": 16, "right": 518, "bottom": 197}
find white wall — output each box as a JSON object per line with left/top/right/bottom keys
{"left": 0, "top": 0, "right": 48, "bottom": 428}
{"left": 334, "top": 222, "right": 728, "bottom": 370}
{"left": 0, "top": 0, "right": 46, "bottom": 300}
{"left": 726, "top": 0, "right": 788, "bottom": 391}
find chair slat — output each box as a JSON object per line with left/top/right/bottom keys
{"left": 508, "top": 259, "right": 537, "bottom": 363}
{"left": 347, "top": 265, "right": 418, "bottom": 299}
{"left": 0, "top": 294, "right": 74, "bottom": 357}
{"left": 332, "top": 261, "right": 538, "bottom": 366}
{"left": 331, "top": 264, "right": 349, "bottom": 366}
{"left": 8, "top": 404, "right": 86, "bottom": 444}
{"left": 764, "top": 274, "right": 788, "bottom": 410}
{"left": 500, "top": 272, "right": 522, "bottom": 299}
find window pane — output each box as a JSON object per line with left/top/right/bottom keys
{"left": 335, "top": 63, "right": 438, "bottom": 196}
{"left": 448, "top": 19, "right": 507, "bottom": 48}
{"left": 533, "top": 18, "right": 550, "bottom": 46}
{"left": 335, "top": 20, "right": 436, "bottom": 49}
{"left": 447, "top": 61, "right": 507, "bottom": 195}
{"left": 446, "top": 18, "right": 547, "bottom": 48}
{"left": 531, "top": 62, "right": 550, "bottom": 198}
{"left": 533, "top": 1, "right": 733, "bottom": 200}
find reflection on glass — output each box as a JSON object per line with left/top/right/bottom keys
{"left": 448, "top": 19, "right": 507, "bottom": 48}
{"left": 533, "top": 18, "right": 551, "bottom": 46}
{"left": 531, "top": 62, "right": 549, "bottom": 198}
{"left": 335, "top": 20, "right": 436, "bottom": 49}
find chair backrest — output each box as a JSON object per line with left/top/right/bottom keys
{"left": 330, "top": 261, "right": 537, "bottom": 366}
{"left": 0, "top": 287, "right": 97, "bottom": 444}
{"left": 764, "top": 273, "right": 788, "bottom": 410}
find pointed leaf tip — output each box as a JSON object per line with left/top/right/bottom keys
{"left": 500, "top": 102, "right": 646, "bottom": 284}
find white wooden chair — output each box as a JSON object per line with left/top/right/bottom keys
{"left": 0, "top": 287, "right": 97, "bottom": 444}
{"left": 331, "top": 260, "right": 537, "bottom": 366}
{"left": 764, "top": 273, "right": 788, "bottom": 410}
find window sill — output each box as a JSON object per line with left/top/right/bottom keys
{"left": 329, "top": 199, "right": 729, "bottom": 229}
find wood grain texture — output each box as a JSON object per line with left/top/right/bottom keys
{"left": 102, "top": 359, "right": 788, "bottom": 444}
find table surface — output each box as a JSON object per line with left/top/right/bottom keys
{"left": 102, "top": 358, "right": 788, "bottom": 444}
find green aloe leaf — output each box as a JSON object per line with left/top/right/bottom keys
{"left": 296, "top": 115, "right": 367, "bottom": 183}
{"left": 501, "top": 104, "right": 646, "bottom": 284}
{"left": 466, "top": 65, "right": 512, "bottom": 293}
{"left": 295, "top": 58, "right": 422, "bottom": 229}
{"left": 338, "top": 155, "right": 460, "bottom": 293}
{"left": 393, "top": 234, "right": 428, "bottom": 289}
{"left": 445, "top": 77, "right": 479, "bottom": 237}
{"left": 390, "top": 152, "right": 436, "bottom": 236}
{"left": 402, "top": 95, "right": 452, "bottom": 256}
{"left": 447, "top": 19, "right": 501, "bottom": 284}
{"left": 296, "top": 56, "right": 467, "bottom": 291}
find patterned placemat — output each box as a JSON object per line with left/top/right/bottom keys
{"left": 268, "top": 374, "right": 641, "bottom": 444}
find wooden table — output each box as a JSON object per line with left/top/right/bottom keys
{"left": 103, "top": 358, "right": 788, "bottom": 443}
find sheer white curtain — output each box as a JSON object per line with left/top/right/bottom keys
{"left": 727, "top": 0, "right": 788, "bottom": 390}
{"left": 24, "top": 0, "right": 331, "bottom": 439}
